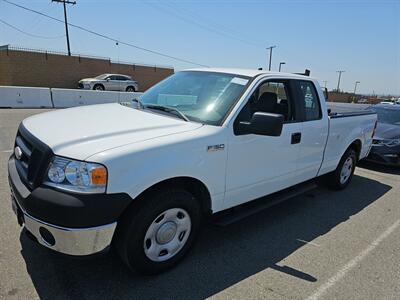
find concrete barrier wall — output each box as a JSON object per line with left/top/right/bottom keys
{"left": 51, "top": 88, "right": 143, "bottom": 108}
{"left": 0, "top": 86, "right": 53, "bottom": 108}
{"left": 0, "top": 86, "right": 143, "bottom": 108}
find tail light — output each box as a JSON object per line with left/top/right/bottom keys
{"left": 371, "top": 120, "right": 378, "bottom": 139}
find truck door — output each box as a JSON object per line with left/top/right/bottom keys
{"left": 293, "top": 80, "right": 328, "bottom": 180}
{"left": 225, "top": 79, "right": 302, "bottom": 209}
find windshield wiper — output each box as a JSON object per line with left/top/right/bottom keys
{"left": 145, "top": 104, "right": 189, "bottom": 122}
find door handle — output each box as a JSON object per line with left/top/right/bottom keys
{"left": 291, "top": 132, "right": 301, "bottom": 144}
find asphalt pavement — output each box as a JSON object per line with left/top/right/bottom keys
{"left": 0, "top": 109, "right": 399, "bottom": 300}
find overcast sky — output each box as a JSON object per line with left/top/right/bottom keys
{"left": 1, "top": 0, "right": 399, "bottom": 95}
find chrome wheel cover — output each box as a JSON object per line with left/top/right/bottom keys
{"left": 143, "top": 208, "right": 191, "bottom": 262}
{"left": 340, "top": 156, "right": 353, "bottom": 184}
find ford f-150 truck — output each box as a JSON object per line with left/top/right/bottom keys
{"left": 8, "top": 68, "right": 377, "bottom": 274}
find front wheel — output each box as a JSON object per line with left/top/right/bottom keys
{"left": 126, "top": 86, "right": 136, "bottom": 92}
{"left": 93, "top": 84, "right": 105, "bottom": 91}
{"left": 115, "top": 188, "right": 201, "bottom": 275}
{"left": 326, "top": 148, "right": 357, "bottom": 190}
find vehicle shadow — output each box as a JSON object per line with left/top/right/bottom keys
{"left": 19, "top": 175, "right": 391, "bottom": 300}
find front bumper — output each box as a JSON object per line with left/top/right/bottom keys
{"left": 78, "top": 82, "right": 91, "bottom": 89}
{"left": 8, "top": 156, "right": 131, "bottom": 256}
{"left": 17, "top": 202, "right": 116, "bottom": 256}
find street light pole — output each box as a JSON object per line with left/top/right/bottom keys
{"left": 336, "top": 70, "right": 345, "bottom": 92}
{"left": 279, "top": 62, "right": 286, "bottom": 72}
{"left": 266, "top": 45, "right": 276, "bottom": 71}
{"left": 323, "top": 80, "right": 328, "bottom": 88}
{"left": 52, "top": 0, "right": 76, "bottom": 56}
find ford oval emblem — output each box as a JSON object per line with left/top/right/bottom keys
{"left": 14, "top": 146, "right": 23, "bottom": 160}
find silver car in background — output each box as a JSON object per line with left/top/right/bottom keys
{"left": 78, "top": 74, "right": 139, "bottom": 92}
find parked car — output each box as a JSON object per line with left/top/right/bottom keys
{"left": 8, "top": 68, "right": 377, "bottom": 275}
{"left": 78, "top": 74, "right": 139, "bottom": 92}
{"left": 366, "top": 104, "right": 400, "bottom": 166}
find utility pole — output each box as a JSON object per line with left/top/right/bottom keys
{"left": 353, "top": 81, "right": 360, "bottom": 94}
{"left": 336, "top": 70, "right": 345, "bottom": 92}
{"left": 323, "top": 80, "right": 328, "bottom": 88}
{"left": 279, "top": 62, "right": 285, "bottom": 72}
{"left": 266, "top": 45, "right": 276, "bottom": 71}
{"left": 52, "top": 0, "right": 76, "bottom": 56}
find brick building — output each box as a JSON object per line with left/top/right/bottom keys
{"left": 0, "top": 45, "right": 174, "bottom": 91}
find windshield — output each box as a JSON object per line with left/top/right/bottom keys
{"left": 95, "top": 74, "right": 109, "bottom": 80}
{"left": 139, "top": 71, "right": 251, "bottom": 125}
{"left": 371, "top": 106, "right": 400, "bottom": 125}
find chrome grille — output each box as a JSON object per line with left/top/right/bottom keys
{"left": 14, "top": 125, "right": 52, "bottom": 189}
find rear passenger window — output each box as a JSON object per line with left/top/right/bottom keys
{"left": 297, "top": 81, "right": 321, "bottom": 121}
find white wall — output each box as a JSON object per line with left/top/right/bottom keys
{"left": 0, "top": 86, "right": 143, "bottom": 108}
{"left": 51, "top": 89, "right": 142, "bottom": 108}
{"left": 0, "top": 86, "right": 53, "bottom": 108}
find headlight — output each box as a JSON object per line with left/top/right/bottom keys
{"left": 44, "top": 156, "right": 107, "bottom": 193}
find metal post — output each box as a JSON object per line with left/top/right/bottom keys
{"left": 279, "top": 62, "right": 285, "bottom": 72}
{"left": 52, "top": 0, "right": 76, "bottom": 56}
{"left": 336, "top": 70, "right": 345, "bottom": 92}
{"left": 266, "top": 46, "right": 276, "bottom": 71}
{"left": 353, "top": 81, "right": 360, "bottom": 94}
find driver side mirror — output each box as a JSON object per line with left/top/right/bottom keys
{"left": 236, "top": 112, "right": 284, "bottom": 136}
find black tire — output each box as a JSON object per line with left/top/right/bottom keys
{"left": 325, "top": 148, "right": 357, "bottom": 190}
{"left": 93, "top": 84, "right": 105, "bottom": 91}
{"left": 126, "top": 86, "right": 136, "bottom": 92}
{"left": 114, "top": 187, "right": 201, "bottom": 275}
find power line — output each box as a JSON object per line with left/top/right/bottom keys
{"left": 0, "top": 18, "right": 65, "bottom": 39}
{"left": 1, "top": 0, "right": 208, "bottom": 67}
{"left": 152, "top": 1, "right": 266, "bottom": 48}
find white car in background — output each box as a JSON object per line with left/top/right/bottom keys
{"left": 78, "top": 74, "right": 139, "bottom": 92}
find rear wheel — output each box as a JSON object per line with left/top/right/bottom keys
{"left": 126, "top": 86, "right": 136, "bottom": 92}
{"left": 115, "top": 188, "right": 201, "bottom": 275}
{"left": 326, "top": 148, "right": 357, "bottom": 190}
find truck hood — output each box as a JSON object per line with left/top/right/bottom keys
{"left": 22, "top": 103, "right": 203, "bottom": 160}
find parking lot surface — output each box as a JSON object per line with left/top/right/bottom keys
{"left": 0, "top": 109, "right": 399, "bottom": 300}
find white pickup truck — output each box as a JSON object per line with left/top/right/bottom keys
{"left": 8, "top": 68, "right": 377, "bottom": 274}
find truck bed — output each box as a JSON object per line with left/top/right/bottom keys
{"left": 326, "top": 102, "right": 374, "bottom": 119}
{"left": 327, "top": 102, "right": 375, "bottom": 118}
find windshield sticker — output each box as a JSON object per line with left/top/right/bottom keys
{"left": 231, "top": 77, "right": 249, "bottom": 86}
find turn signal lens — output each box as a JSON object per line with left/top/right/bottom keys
{"left": 91, "top": 166, "right": 107, "bottom": 185}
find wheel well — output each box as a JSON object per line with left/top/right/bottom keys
{"left": 126, "top": 86, "right": 136, "bottom": 91}
{"left": 135, "top": 177, "right": 212, "bottom": 216}
{"left": 349, "top": 139, "right": 362, "bottom": 161}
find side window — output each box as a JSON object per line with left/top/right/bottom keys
{"left": 235, "top": 80, "right": 295, "bottom": 124}
{"left": 117, "top": 76, "right": 128, "bottom": 81}
{"left": 108, "top": 75, "right": 117, "bottom": 80}
{"left": 297, "top": 81, "right": 321, "bottom": 121}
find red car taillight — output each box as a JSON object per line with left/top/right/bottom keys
{"left": 371, "top": 120, "right": 378, "bottom": 139}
